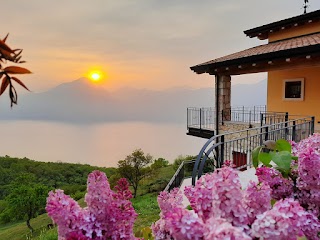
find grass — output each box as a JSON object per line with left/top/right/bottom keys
{"left": 132, "top": 193, "right": 160, "bottom": 233}
{"left": 0, "top": 214, "right": 52, "bottom": 240}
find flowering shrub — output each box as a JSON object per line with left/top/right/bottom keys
{"left": 152, "top": 134, "right": 320, "bottom": 240}
{"left": 46, "top": 171, "right": 138, "bottom": 240}
{"left": 255, "top": 133, "right": 320, "bottom": 219}
{"left": 46, "top": 134, "right": 320, "bottom": 239}
{"left": 152, "top": 166, "right": 319, "bottom": 239}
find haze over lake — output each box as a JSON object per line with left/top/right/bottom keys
{"left": 0, "top": 79, "right": 266, "bottom": 167}
{"left": 0, "top": 121, "right": 206, "bottom": 167}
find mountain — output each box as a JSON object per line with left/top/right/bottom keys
{"left": 0, "top": 78, "right": 267, "bottom": 124}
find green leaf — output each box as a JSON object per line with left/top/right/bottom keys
{"left": 271, "top": 199, "right": 277, "bottom": 206}
{"left": 270, "top": 151, "right": 292, "bottom": 174}
{"left": 292, "top": 156, "right": 298, "bottom": 161}
{"left": 275, "top": 139, "right": 292, "bottom": 152}
{"left": 252, "top": 146, "right": 262, "bottom": 168}
{"left": 258, "top": 152, "right": 272, "bottom": 166}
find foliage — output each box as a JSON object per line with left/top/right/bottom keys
{"left": 152, "top": 166, "right": 320, "bottom": 239}
{"left": 0, "top": 155, "right": 116, "bottom": 200}
{"left": 46, "top": 171, "right": 138, "bottom": 239}
{"left": 151, "top": 158, "right": 169, "bottom": 170}
{"left": 0, "top": 173, "right": 49, "bottom": 232}
{"left": 172, "top": 155, "right": 194, "bottom": 171}
{"left": 118, "top": 149, "right": 154, "bottom": 198}
{"left": 0, "top": 33, "right": 31, "bottom": 106}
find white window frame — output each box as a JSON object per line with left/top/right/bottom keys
{"left": 283, "top": 78, "right": 304, "bottom": 101}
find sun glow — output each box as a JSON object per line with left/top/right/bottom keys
{"left": 90, "top": 72, "right": 101, "bottom": 81}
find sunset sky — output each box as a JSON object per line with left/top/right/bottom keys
{"left": 2, "top": 0, "right": 320, "bottom": 92}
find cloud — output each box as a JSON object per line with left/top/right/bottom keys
{"left": 1, "top": 0, "right": 320, "bottom": 91}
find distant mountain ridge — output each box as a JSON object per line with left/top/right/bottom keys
{"left": 0, "top": 78, "right": 267, "bottom": 124}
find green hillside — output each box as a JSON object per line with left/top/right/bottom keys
{"left": 0, "top": 155, "right": 178, "bottom": 239}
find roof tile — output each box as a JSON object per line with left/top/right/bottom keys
{"left": 194, "top": 32, "right": 320, "bottom": 68}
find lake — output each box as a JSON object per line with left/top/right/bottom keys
{"left": 0, "top": 121, "right": 207, "bottom": 167}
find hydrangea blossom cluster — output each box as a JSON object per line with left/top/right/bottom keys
{"left": 46, "top": 170, "right": 138, "bottom": 240}
{"left": 256, "top": 166, "right": 294, "bottom": 200}
{"left": 151, "top": 189, "right": 183, "bottom": 240}
{"left": 258, "top": 134, "right": 320, "bottom": 220}
{"left": 296, "top": 146, "right": 320, "bottom": 216}
{"left": 153, "top": 166, "right": 317, "bottom": 239}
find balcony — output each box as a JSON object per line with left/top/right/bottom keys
{"left": 186, "top": 106, "right": 289, "bottom": 138}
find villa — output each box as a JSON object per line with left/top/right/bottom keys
{"left": 166, "top": 9, "right": 320, "bottom": 191}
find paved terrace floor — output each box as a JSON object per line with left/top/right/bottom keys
{"left": 180, "top": 168, "right": 258, "bottom": 207}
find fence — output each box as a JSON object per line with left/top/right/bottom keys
{"left": 191, "top": 115, "right": 315, "bottom": 185}
{"left": 164, "top": 160, "right": 195, "bottom": 192}
{"left": 187, "top": 106, "right": 287, "bottom": 130}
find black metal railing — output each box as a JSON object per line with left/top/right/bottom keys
{"left": 187, "top": 107, "right": 215, "bottom": 130}
{"left": 187, "top": 106, "right": 289, "bottom": 130}
{"left": 164, "top": 160, "right": 195, "bottom": 192}
{"left": 191, "top": 115, "right": 315, "bottom": 185}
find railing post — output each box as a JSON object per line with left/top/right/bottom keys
{"left": 220, "top": 135, "right": 225, "bottom": 167}
{"left": 199, "top": 108, "right": 202, "bottom": 130}
{"left": 264, "top": 126, "right": 269, "bottom": 141}
{"left": 284, "top": 112, "right": 289, "bottom": 139}
{"left": 253, "top": 106, "right": 256, "bottom": 122}
{"left": 260, "top": 113, "right": 264, "bottom": 127}
{"left": 311, "top": 116, "right": 315, "bottom": 134}
{"left": 242, "top": 106, "right": 245, "bottom": 122}
{"left": 249, "top": 110, "right": 252, "bottom": 126}
{"left": 292, "top": 121, "right": 296, "bottom": 142}
{"left": 260, "top": 113, "right": 264, "bottom": 145}
{"left": 187, "top": 108, "right": 189, "bottom": 130}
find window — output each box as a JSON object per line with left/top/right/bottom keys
{"left": 283, "top": 78, "right": 304, "bottom": 101}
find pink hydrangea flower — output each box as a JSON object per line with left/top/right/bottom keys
{"left": 46, "top": 171, "right": 138, "bottom": 240}
{"left": 203, "top": 217, "right": 251, "bottom": 240}
{"left": 251, "top": 198, "right": 308, "bottom": 240}
{"left": 243, "top": 181, "right": 272, "bottom": 224}
{"left": 256, "top": 166, "right": 294, "bottom": 199}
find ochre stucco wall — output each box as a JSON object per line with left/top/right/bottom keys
{"left": 267, "top": 66, "right": 320, "bottom": 130}
{"left": 268, "top": 21, "right": 320, "bottom": 42}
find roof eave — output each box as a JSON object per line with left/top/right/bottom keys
{"left": 190, "top": 45, "right": 320, "bottom": 75}
{"left": 244, "top": 9, "right": 320, "bottom": 39}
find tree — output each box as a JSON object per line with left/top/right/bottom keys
{"left": 0, "top": 33, "right": 31, "bottom": 106}
{"left": 117, "top": 149, "right": 153, "bottom": 198}
{"left": 1, "top": 174, "right": 49, "bottom": 232}
{"left": 151, "top": 157, "right": 169, "bottom": 170}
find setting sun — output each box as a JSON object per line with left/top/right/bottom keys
{"left": 90, "top": 72, "right": 101, "bottom": 81}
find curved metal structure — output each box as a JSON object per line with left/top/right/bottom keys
{"left": 191, "top": 134, "right": 223, "bottom": 185}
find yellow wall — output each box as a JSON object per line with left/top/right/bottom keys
{"left": 268, "top": 21, "right": 320, "bottom": 42}
{"left": 267, "top": 66, "right": 320, "bottom": 129}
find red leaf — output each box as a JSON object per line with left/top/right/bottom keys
{"left": 11, "top": 77, "right": 30, "bottom": 91}
{"left": 0, "top": 39, "right": 13, "bottom": 53}
{"left": 0, "top": 76, "right": 9, "bottom": 95}
{"left": 4, "top": 66, "right": 32, "bottom": 74}
{"left": 2, "top": 33, "right": 9, "bottom": 43}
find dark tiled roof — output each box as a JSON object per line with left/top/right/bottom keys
{"left": 191, "top": 32, "right": 320, "bottom": 74}
{"left": 244, "top": 10, "right": 320, "bottom": 39}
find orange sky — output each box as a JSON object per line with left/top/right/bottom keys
{"left": 2, "top": 1, "right": 320, "bottom": 92}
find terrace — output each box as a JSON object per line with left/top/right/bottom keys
{"left": 187, "top": 105, "right": 286, "bottom": 138}
{"left": 166, "top": 112, "right": 315, "bottom": 192}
